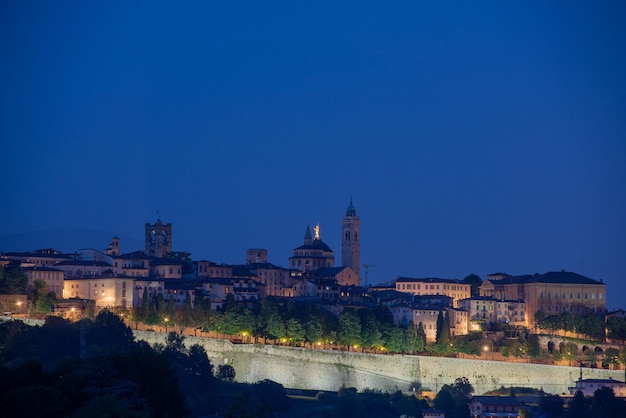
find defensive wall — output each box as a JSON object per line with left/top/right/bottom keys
{"left": 134, "top": 331, "right": 624, "bottom": 395}
{"left": 2, "top": 317, "right": 621, "bottom": 395}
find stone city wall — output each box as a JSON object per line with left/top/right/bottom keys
{"left": 134, "top": 331, "right": 623, "bottom": 395}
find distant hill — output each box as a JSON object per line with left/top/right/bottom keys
{"left": 0, "top": 227, "right": 143, "bottom": 254}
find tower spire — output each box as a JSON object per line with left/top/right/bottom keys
{"left": 304, "top": 225, "right": 313, "bottom": 245}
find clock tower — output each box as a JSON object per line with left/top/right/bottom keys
{"left": 145, "top": 218, "right": 172, "bottom": 258}
{"left": 341, "top": 199, "right": 360, "bottom": 281}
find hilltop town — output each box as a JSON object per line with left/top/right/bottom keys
{"left": 1, "top": 200, "right": 621, "bottom": 337}
{"left": 1, "top": 200, "right": 626, "bottom": 417}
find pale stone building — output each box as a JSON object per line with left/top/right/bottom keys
{"left": 151, "top": 259, "right": 183, "bottom": 279}
{"left": 481, "top": 271, "right": 606, "bottom": 328}
{"left": 112, "top": 251, "right": 151, "bottom": 277}
{"left": 197, "top": 260, "right": 233, "bottom": 278}
{"left": 568, "top": 378, "right": 626, "bottom": 397}
{"left": 64, "top": 276, "right": 134, "bottom": 308}
{"left": 23, "top": 266, "right": 64, "bottom": 297}
{"left": 55, "top": 260, "right": 113, "bottom": 278}
{"left": 4, "top": 249, "right": 72, "bottom": 267}
{"left": 459, "top": 296, "right": 497, "bottom": 324}
{"left": 314, "top": 266, "right": 359, "bottom": 287}
{"left": 244, "top": 262, "right": 294, "bottom": 297}
{"left": 395, "top": 277, "right": 471, "bottom": 308}
{"left": 390, "top": 305, "right": 442, "bottom": 342}
{"left": 448, "top": 308, "right": 469, "bottom": 337}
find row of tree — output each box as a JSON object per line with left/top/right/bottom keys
{"left": 129, "top": 293, "right": 435, "bottom": 353}
{"left": 534, "top": 310, "right": 611, "bottom": 340}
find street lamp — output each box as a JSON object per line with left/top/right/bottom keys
{"left": 483, "top": 341, "right": 494, "bottom": 360}
{"left": 164, "top": 317, "right": 169, "bottom": 333}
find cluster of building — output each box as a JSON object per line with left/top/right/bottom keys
{"left": 0, "top": 201, "right": 610, "bottom": 342}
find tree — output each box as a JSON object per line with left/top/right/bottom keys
{"left": 534, "top": 310, "right": 547, "bottom": 331}
{"left": 603, "top": 347, "right": 620, "bottom": 369}
{"left": 462, "top": 274, "right": 482, "bottom": 297}
{"left": 238, "top": 308, "right": 256, "bottom": 340}
{"left": 360, "top": 314, "right": 382, "bottom": 349}
{"left": 338, "top": 311, "right": 362, "bottom": 350}
{"left": 165, "top": 331, "right": 186, "bottom": 355}
{"left": 592, "top": 386, "right": 621, "bottom": 418}
{"left": 567, "top": 390, "right": 588, "bottom": 418}
{"left": 220, "top": 310, "right": 243, "bottom": 336}
{"left": 304, "top": 316, "right": 323, "bottom": 346}
{"left": 175, "top": 292, "right": 193, "bottom": 334}
{"left": 436, "top": 310, "right": 451, "bottom": 346}
{"left": 607, "top": 317, "right": 626, "bottom": 341}
{"left": 217, "top": 364, "right": 236, "bottom": 382}
{"left": 527, "top": 334, "right": 541, "bottom": 358}
{"left": 433, "top": 387, "right": 455, "bottom": 417}
{"left": 3, "top": 267, "right": 27, "bottom": 294}
{"left": 267, "top": 312, "right": 286, "bottom": 341}
{"left": 372, "top": 304, "right": 394, "bottom": 327}
{"left": 32, "top": 279, "right": 53, "bottom": 314}
{"left": 439, "top": 311, "right": 451, "bottom": 346}
{"left": 186, "top": 344, "right": 213, "bottom": 380}
{"left": 90, "top": 309, "right": 135, "bottom": 351}
{"left": 286, "top": 318, "right": 305, "bottom": 345}
{"left": 562, "top": 342, "right": 578, "bottom": 365}
{"left": 224, "top": 293, "right": 237, "bottom": 313}
{"left": 540, "top": 394, "right": 563, "bottom": 418}
{"left": 415, "top": 322, "right": 427, "bottom": 352}
{"left": 452, "top": 377, "right": 474, "bottom": 400}
{"left": 382, "top": 326, "right": 403, "bottom": 353}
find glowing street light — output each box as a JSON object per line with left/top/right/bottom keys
{"left": 483, "top": 341, "right": 494, "bottom": 360}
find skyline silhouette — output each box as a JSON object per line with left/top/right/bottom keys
{"left": 2, "top": 2, "right": 624, "bottom": 310}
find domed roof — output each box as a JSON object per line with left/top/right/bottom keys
{"left": 294, "top": 239, "right": 333, "bottom": 253}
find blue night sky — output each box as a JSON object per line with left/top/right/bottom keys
{"left": 2, "top": 2, "right": 625, "bottom": 309}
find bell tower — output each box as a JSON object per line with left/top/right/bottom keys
{"left": 145, "top": 218, "right": 172, "bottom": 258}
{"left": 341, "top": 199, "right": 360, "bottom": 280}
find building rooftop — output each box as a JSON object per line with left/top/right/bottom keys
{"left": 396, "top": 277, "right": 464, "bottom": 284}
